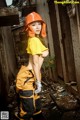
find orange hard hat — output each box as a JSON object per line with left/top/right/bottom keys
{"left": 24, "top": 12, "right": 46, "bottom": 38}
{"left": 25, "top": 12, "right": 45, "bottom": 26}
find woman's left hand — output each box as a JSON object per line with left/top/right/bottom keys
{"left": 35, "top": 81, "right": 42, "bottom": 94}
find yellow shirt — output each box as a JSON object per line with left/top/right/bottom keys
{"left": 26, "top": 37, "right": 48, "bottom": 55}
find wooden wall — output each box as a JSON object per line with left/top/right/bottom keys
{"left": 0, "top": 27, "right": 17, "bottom": 102}
{"left": 48, "top": 0, "right": 80, "bottom": 96}
{"left": 48, "top": 0, "right": 77, "bottom": 84}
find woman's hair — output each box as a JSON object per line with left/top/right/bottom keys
{"left": 24, "top": 12, "right": 47, "bottom": 38}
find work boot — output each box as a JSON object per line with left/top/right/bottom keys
{"left": 15, "top": 112, "right": 31, "bottom": 120}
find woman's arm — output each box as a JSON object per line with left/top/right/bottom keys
{"left": 32, "top": 54, "right": 41, "bottom": 82}
{"left": 32, "top": 54, "right": 43, "bottom": 94}
{"left": 39, "top": 55, "right": 44, "bottom": 70}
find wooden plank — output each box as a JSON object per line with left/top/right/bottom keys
{"left": 0, "top": 8, "right": 19, "bottom": 26}
{"left": 48, "top": 2, "right": 63, "bottom": 79}
{"left": 0, "top": 15, "right": 19, "bottom": 26}
{"left": 70, "top": 5, "right": 80, "bottom": 94}
{"left": 0, "top": 7, "right": 19, "bottom": 16}
{"left": 55, "top": 5, "right": 67, "bottom": 81}
{"left": 58, "top": 5, "right": 76, "bottom": 84}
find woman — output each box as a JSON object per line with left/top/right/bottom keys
{"left": 15, "top": 12, "right": 49, "bottom": 120}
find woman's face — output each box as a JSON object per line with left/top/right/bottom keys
{"left": 30, "top": 21, "right": 42, "bottom": 35}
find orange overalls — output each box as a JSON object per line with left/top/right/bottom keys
{"left": 16, "top": 65, "right": 41, "bottom": 119}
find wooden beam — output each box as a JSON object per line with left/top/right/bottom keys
{"left": 0, "top": 8, "right": 19, "bottom": 26}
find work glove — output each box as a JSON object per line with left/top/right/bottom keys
{"left": 35, "top": 81, "right": 42, "bottom": 94}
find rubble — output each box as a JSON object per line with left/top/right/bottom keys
{"left": 7, "top": 79, "right": 80, "bottom": 120}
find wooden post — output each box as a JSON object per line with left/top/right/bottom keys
{"left": 55, "top": 5, "right": 68, "bottom": 82}
{"left": 69, "top": 5, "right": 80, "bottom": 95}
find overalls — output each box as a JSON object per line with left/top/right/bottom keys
{"left": 16, "top": 65, "right": 41, "bottom": 120}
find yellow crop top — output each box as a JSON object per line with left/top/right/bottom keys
{"left": 26, "top": 37, "right": 48, "bottom": 55}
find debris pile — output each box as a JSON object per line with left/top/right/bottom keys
{"left": 7, "top": 79, "right": 80, "bottom": 120}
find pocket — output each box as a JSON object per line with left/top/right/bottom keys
{"left": 19, "top": 90, "right": 34, "bottom": 115}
